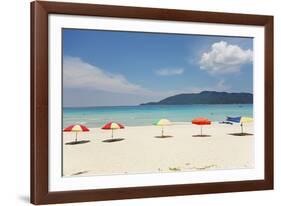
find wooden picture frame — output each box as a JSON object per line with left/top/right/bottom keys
{"left": 31, "top": 1, "right": 274, "bottom": 204}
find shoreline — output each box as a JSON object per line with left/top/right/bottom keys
{"left": 64, "top": 121, "right": 246, "bottom": 130}
{"left": 73, "top": 121, "right": 241, "bottom": 129}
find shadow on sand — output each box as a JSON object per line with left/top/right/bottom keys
{"left": 102, "top": 138, "right": 125, "bottom": 143}
{"left": 192, "top": 134, "right": 211, "bottom": 137}
{"left": 154, "top": 135, "right": 173, "bottom": 138}
{"left": 228, "top": 133, "right": 253, "bottom": 136}
{"left": 72, "top": 170, "right": 89, "bottom": 176}
{"left": 65, "top": 140, "right": 90, "bottom": 145}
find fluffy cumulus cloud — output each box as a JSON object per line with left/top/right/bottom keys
{"left": 199, "top": 41, "right": 253, "bottom": 74}
{"left": 155, "top": 68, "right": 184, "bottom": 76}
{"left": 63, "top": 57, "right": 147, "bottom": 95}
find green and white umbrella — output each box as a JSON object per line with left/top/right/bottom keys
{"left": 153, "top": 119, "right": 172, "bottom": 137}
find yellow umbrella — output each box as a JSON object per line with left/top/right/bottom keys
{"left": 154, "top": 119, "right": 172, "bottom": 137}
{"left": 240, "top": 117, "right": 253, "bottom": 123}
{"left": 240, "top": 117, "right": 253, "bottom": 134}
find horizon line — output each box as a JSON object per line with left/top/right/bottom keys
{"left": 63, "top": 103, "right": 253, "bottom": 109}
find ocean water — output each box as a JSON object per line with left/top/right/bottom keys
{"left": 63, "top": 104, "right": 253, "bottom": 128}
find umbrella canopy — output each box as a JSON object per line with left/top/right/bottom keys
{"left": 154, "top": 119, "right": 172, "bottom": 126}
{"left": 102, "top": 122, "right": 124, "bottom": 130}
{"left": 102, "top": 122, "right": 124, "bottom": 139}
{"left": 64, "top": 124, "right": 90, "bottom": 132}
{"left": 240, "top": 117, "right": 253, "bottom": 123}
{"left": 192, "top": 117, "right": 211, "bottom": 125}
{"left": 226, "top": 116, "right": 253, "bottom": 124}
{"left": 63, "top": 124, "right": 90, "bottom": 142}
{"left": 192, "top": 117, "right": 211, "bottom": 136}
{"left": 226, "top": 116, "right": 241, "bottom": 123}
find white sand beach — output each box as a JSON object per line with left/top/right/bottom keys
{"left": 63, "top": 122, "right": 254, "bottom": 177}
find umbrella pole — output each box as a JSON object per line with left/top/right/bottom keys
{"left": 241, "top": 123, "right": 244, "bottom": 134}
{"left": 161, "top": 127, "right": 164, "bottom": 137}
{"left": 111, "top": 129, "right": 113, "bottom": 139}
{"left": 75, "top": 132, "right": 78, "bottom": 142}
{"left": 200, "top": 125, "right": 202, "bottom": 136}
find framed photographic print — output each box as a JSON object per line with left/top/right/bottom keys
{"left": 31, "top": 1, "right": 274, "bottom": 204}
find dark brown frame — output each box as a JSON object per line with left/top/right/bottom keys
{"left": 31, "top": 1, "right": 274, "bottom": 204}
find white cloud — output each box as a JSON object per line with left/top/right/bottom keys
{"left": 63, "top": 57, "right": 146, "bottom": 94}
{"left": 63, "top": 57, "right": 182, "bottom": 99}
{"left": 199, "top": 41, "right": 253, "bottom": 74}
{"left": 155, "top": 68, "right": 184, "bottom": 76}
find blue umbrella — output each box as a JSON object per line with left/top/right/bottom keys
{"left": 226, "top": 116, "right": 241, "bottom": 123}
{"left": 226, "top": 116, "right": 247, "bottom": 134}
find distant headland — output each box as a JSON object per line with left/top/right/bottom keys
{"left": 140, "top": 91, "right": 253, "bottom": 105}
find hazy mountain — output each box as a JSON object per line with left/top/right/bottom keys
{"left": 140, "top": 91, "right": 253, "bottom": 105}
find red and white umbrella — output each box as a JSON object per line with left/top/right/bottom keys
{"left": 63, "top": 124, "right": 90, "bottom": 142}
{"left": 192, "top": 117, "right": 211, "bottom": 136}
{"left": 102, "top": 122, "right": 124, "bottom": 139}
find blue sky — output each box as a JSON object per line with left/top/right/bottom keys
{"left": 63, "top": 29, "right": 253, "bottom": 107}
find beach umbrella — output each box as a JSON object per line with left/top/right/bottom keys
{"left": 154, "top": 119, "right": 172, "bottom": 137}
{"left": 226, "top": 116, "right": 253, "bottom": 134}
{"left": 240, "top": 117, "right": 253, "bottom": 134}
{"left": 102, "top": 122, "right": 124, "bottom": 139}
{"left": 226, "top": 116, "right": 241, "bottom": 123}
{"left": 192, "top": 117, "right": 211, "bottom": 136}
{"left": 63, "top": 124, "right": 90, "bottom": 142}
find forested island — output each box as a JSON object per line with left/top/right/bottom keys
{"left": 140, "top": 91, "right": 253, "bottom": 105}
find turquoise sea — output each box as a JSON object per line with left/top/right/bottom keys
{"left": 63, "top": 104, "right": 253, "bottom": 128}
